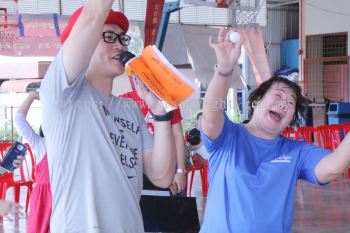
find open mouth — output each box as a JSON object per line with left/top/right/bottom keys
{"left": 269, "top": 110, "right": 282, "bottom": 122}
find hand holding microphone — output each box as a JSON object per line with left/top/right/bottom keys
{"left": 120, "top": 51, "right": 167, "bottom": 114}
{"left": 120, "top": 51, "right": 152, "bottom": 99}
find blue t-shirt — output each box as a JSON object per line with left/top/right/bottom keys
{"left": 200, "top": 114, "right": 331, "bottom": 233}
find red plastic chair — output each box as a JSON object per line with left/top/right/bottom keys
{"left": 341, "top": 122, "right": 350, "bottom": 136}
{"left": 185, "top": 165, "right": 208, "bottom": 198}
{"left": 282, "top": 128, "right": 296, "bottom": 139}
{"left": 295, "top": 126, "right": 314, "bottom": 144}
{"left": 0, "top": 143, "right": 35, "bottom": 212}
{"left": 191, "top": 153, "right": 208, "bottom": 167}
{"left": 314, "top": 125, "right": 342, "bottom": 150}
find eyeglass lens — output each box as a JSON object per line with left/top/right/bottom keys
{"left": 102, "top": 31, "right": 131, "bottom": 46}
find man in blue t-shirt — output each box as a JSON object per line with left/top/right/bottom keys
{"left": 199, "top": 28, "right": 350, "bottom": 233}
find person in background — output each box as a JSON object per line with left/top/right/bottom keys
{"left": 39, "top": 1, "right": 176, "bottom": 232}
{"left": 199, "top": 28, "right": 350, "bottom": 233}
{"left": 186, "top": 128, "right": 208, "bottom": 167}
{"left": 15, "top": 91, "right": 51, "bottom": 233}
{"left": 121, "top": 78, "right": 187, "bottom": 195}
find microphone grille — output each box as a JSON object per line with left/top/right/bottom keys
{"left": 120, "top": 51, "right": 136, "bottom": 67}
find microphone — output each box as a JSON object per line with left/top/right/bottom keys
{"left": 119, "top": 51, "right": 139, "bottom": 93}
{"left": 120, "top": 51, "right": 136, "bottom": 67}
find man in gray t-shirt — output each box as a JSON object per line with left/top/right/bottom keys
{"left": 40, "top": 3, "right": 176, "bottom": 233}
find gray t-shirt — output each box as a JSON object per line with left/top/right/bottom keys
{"left": 40, "top": 49, "right": 153, "bottom": 233}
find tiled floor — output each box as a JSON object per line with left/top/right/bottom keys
{"left": 2, "top": 176, "right": 350, "bottom": 232}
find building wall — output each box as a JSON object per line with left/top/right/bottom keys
{"left": 302, "top": 0, "right": 350, "bottom": 101}
{"left": 302, "top": 0, "right": 350, "bottom": 71}
{"left": 305, "top": 0, "right": 350, "bottom": 53}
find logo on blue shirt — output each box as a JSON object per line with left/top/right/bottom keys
{"left": 270, "top": 154, "right": 291, "bottom": 163}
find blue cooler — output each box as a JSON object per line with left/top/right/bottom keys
{"left": 327, "top": 102, "right": 350, "bottom": 124}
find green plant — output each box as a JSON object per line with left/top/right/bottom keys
{"left": 226, "top": 109, "right": 243, "bottom": 124}
{"left": 0, "top": 120, "right": 21, "bottom": 142}
{"left": 183, "top": 110, "right": 202, "bottom": 133}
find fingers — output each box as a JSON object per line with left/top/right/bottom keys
{"left": 4, "top": 203, "right": 25, "bottom": 222}
{"left": 5, "top": 214, "right": 13, "bottom": 222}
{"left": 0, "top": 200, "right": 24, "bottom": 221}
{"left": 209, "top": 27, "right": 227, "bottom": 47}
{"left": 35, "top": 91, "right": 40, "bottom": 100}
{"left": 177, "top": 183, "right": 181, "bottom": 194}
{"left": 133, "top": 77, "right": 144, "bottom": 98}
{"left": 182, "top": 176, "right": 187, "bottom": 190}
{"left": 133, "top": 76, "right": 149, "bottom": 100}
{"left": 217, "top": 27, "right": 226, "bottom": 43}
{"left": 30, "top": 91, "right": 39, "bottom": 100}
{"left": 173, "top": 174, "right": 187, "bottom": 194}
{"left": 134, "top": 76, "right": 148, "bottom": 91}
{"left": 208, "top": 35, "right": 215, "bottom": 48}
{"left": 12, "top": 203, "right": 25, "bottom": 216}
{"left": 234, "top": 36, "right": 244, "bottom": 46}
{"left": 12, "top": 155, "right": 25, "bottom": 168}
{"left": 169, "top": 182, "right": 178, "bottom": 195}
{"left": 12, "top": 160, "right": 21, "bottom": 168}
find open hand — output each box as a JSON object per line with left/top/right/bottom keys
{"left": 209, "top": 28, "right": 243, "bottom": 74}
{"left": 0, "top": 200, "right": 25, "bottom": 221}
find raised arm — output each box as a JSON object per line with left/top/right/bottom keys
{"left": 202, "top": 28, "right": 243, "bottom": 140}
{"left": 15, "top": 92, "right": 46, "bottom": 162}
{"left": 315, "top": 132, "right": 350, "bottom": 183}
{"left": 134, "top": 78, "right": 176, "bottom": 188}
{"left": 17, "top": 92, "right": 38, "bottom": 115}
{"left": 62, "top": 0, "right": 114, "bottom": 84}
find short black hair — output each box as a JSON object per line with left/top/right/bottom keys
{"left": 39, "top": 125, "right": 45, "bottom": 138}
{"left": 248, "top": 76, "right": 307, "bottom": 127}
{"left": 187, "top": 128, "right": 201, "bottom": 146}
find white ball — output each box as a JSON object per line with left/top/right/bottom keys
{"left": 229, "top": 32, "right": 241, "bottom": 43}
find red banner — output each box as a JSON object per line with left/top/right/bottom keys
{"left": 144, "top": 0, "right": 165, "bottom": 47}
{"left": 0, "top": 14, "right": 68, "bottom": 57}
{"left": 1, "top": 37, "right": 62, "bottom": 57}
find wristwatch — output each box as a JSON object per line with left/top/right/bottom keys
{"left": 153, "top": 110, "right": 174, "bottom": 122}
{"left": 214, "top": 64, "right": 233, "bottom": 77}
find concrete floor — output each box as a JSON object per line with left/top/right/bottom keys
{"left": 187, "top": 174, "right": 350, "bottom": 233}
{"left": 293, "top": 177, "right": 350, "bottom": 233}
{"left": 1, "top": 176, "right": 350, "bottom": 232}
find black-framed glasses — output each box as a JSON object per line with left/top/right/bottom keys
{"left": 102, "top": 31, "right": 131, "bottom": 46}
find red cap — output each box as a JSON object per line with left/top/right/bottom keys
{"left": 60, "top": 7, "right": 129, "bottom": 44}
